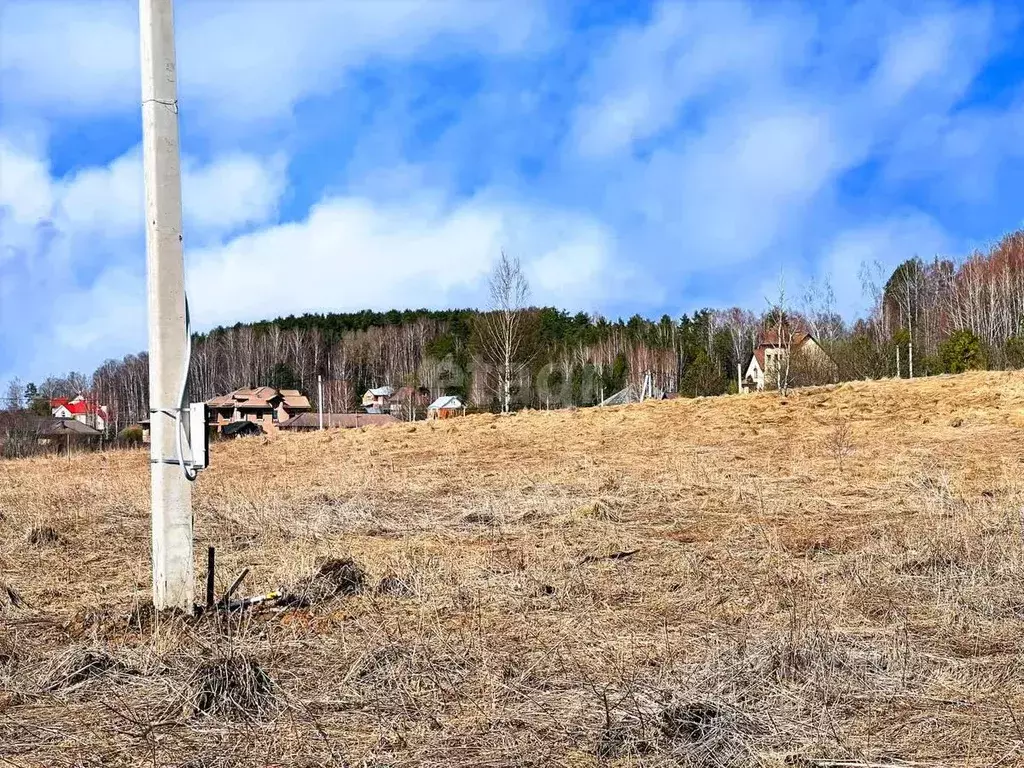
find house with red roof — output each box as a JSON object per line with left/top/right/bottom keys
{"left": 51, "top": 395, "right": 111, "bottom": 432}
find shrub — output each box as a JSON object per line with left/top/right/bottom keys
{"left": 917, "top": 355, "right": 942, "bottom": 377}
{"left": 0, "top": 413, "right": 45, "bottom": 459}
{"left": 1005, "top": 337, "right": 1024, "bottom": 369}
{"left": 789, "top": 346, "right": 839, "bottom": 388}
{"left": 938, "top": 330, "right": 986, "bottom": 374}
{"left": 117, "top": 426, "right": 144, "bottom": 446}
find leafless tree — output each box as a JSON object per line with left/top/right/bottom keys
{"left": 3, "top": 378, "right": 23, "bottom": 411}
{"left": 801, "top": 277, "right": 844, "bottom": 357}
{"left": 767, "top": 278, "right": 796, "bottom": 396}
{"left": 824, "top": 414, "right": 853, "bottom": 473}
{"left": 478, "top": 251, "right": 530, "bottom": 413}
{"left": 888, "top": 258, "right": 925, "bottom": 378}
{"left": 946, "top": 233, "right": 1024, "bottom": 363}
{"left": 860, "top": 260, "right": 892, "bottom": 367}
{"left": 715, "top": 307, "right": 759, "bottom": 387}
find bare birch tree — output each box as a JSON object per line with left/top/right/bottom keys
{"left": 767, "top": 278, "right": 795, "bottom": 395}
{"left": 801, "top": 277, "right": 844, "bottom": 356}
{"left": 3, "top": 378, "right": 23, "bottom": 411}
{"left": 480, "top": 250, "right": 530, "bottom": 413}
{"left": 887, "top": 258, "right": 924, "bottom": 378}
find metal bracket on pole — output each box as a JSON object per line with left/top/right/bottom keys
{"left": 147, "top": 404, "right": 208, "bottom": 473}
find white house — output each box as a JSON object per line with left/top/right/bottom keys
{"left": 51, "top": 395, "right": 110, "bottom": 431}
{"left": 427, "top": 395, "right": 465, "bottom": 420}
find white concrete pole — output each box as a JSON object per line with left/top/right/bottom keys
{"left": 140, "top": 0, "right": 193, "bottom": 612}
{"left": 318, "top": 375, "right": 324, "bottom": 430}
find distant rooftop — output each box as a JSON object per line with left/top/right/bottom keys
{"left": 428, "top": 395, "right": 464, "bottom": 410}
{"left": 207, "top": 387, "right": 311, "bottom": 411}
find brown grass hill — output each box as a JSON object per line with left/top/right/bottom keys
{"left": 1, "top": 370, "right": 1023, "bottom": 766}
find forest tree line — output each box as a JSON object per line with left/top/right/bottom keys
{"left": 5, "top": 229, "right": 1024, "bottom": 435}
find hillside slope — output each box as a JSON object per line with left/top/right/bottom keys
{"left": 2, "top": 371, "right": 1024, "bottom": 766}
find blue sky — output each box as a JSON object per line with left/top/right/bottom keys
{"left": 1, "top": 0, "right": 1023, "bottom": 385}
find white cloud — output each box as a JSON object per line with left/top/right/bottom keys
{"left": 573, "top": 2, "right": 813, "bottom": 157}
{"left": 621, "top": 106, "right": 841, "bottom": 268}
{"left": 0, "top": 138, "right": 290, "bottom": 380}
{"left": 881, "top": 95, "right": 1024, "bottom": 202}
{"left": 57, "top": 150, "right": 143, "bottom": 238}
{"left": 0, "top": 137, "right": 53, "bottom": 230}
{"left": 0, "top": 0, "right": 549, "bottom": 122}
{"left": 26, "top": 187, "right": 620, "bottom": 383}
{"left": 184, "top": 192, "right": 620, "bottom": 328}
{"left": 867, "top": 8, "right": 993, "bottom": 110}
{"left": 2, "top": 142, "right": 287, "bottom": 247}
{"left": 0, "top": 1, "right": 138, "bottom": 116}
{"left": 820, "top": 213, "right": 953, "bottom": 318}
{"left": 182, "top": 154, "right": 287, "bottom": 237}
{"left": 568, "top": 0, "right": 1001, "bottom": 283}
{"left": 52, "top": 267, "right": 146, "bottom": 353}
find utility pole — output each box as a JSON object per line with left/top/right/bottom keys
{"left": 318, "top": 375, "right": 324, "bottom": 430}
{"left": 140, "top": 0, "right": 193, "bottom": 613}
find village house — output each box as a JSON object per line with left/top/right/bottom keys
{"left": 51, "top": 395, "right": 110, "bottom": 431}
{"left": 205, "top": 387, "right": 312, "bottom": 434}
{"left": 361, "top": 386, "right": 395, "bottom": 413}
{"left": 744, "top": 330, "right": 835, "bottom": 391}
{"left": 389, "top": 386, "right": 431, "bottom": 420}
{"left": 38, "top": 417, "right": 103, "bottom": 446}
{"left": 427, "top": 395, "right": 465, "bottom": 420}
{"left": 0, "top": 412, "right": 103, "bottom": 456}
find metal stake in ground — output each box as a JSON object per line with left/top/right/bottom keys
{"left": 206, "top": 547, "right": 216, "bottom": 610}
{"left": 140, "top": 0, "right": 193, "bottom": 613}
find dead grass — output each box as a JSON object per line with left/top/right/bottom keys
{"left": 1, "top": 371, "right": 1024, "bottom": 766}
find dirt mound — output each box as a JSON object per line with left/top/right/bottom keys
{"left": 44, "top": 648, "right": 123, "bottom": 692}
{"left": 280, "top": 557, "right": 367, "bottom": 607}
{"left": 26, "top": 525, "right": 60, "bottom": 546}
{"left": 187, "top": 655, "right": 277, "bottom": 721}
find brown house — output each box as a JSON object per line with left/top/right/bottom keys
{"left": 427, "top": 395, "right": 465, "bottom": 420}
{"left": 206, "top": 387, "right": 312, "bottom": 434}
{"left": 744, "top": 330, "right": 836, "bottom": 391}
{"left": 390, "top": 386, "right": 431, "bottom": 420}
{"left": 361, "top": 386, "right": 395, "bottom": 412}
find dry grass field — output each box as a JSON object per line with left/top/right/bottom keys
{"left": 3, "top": 371, "right": 1024, "bottom": 767}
